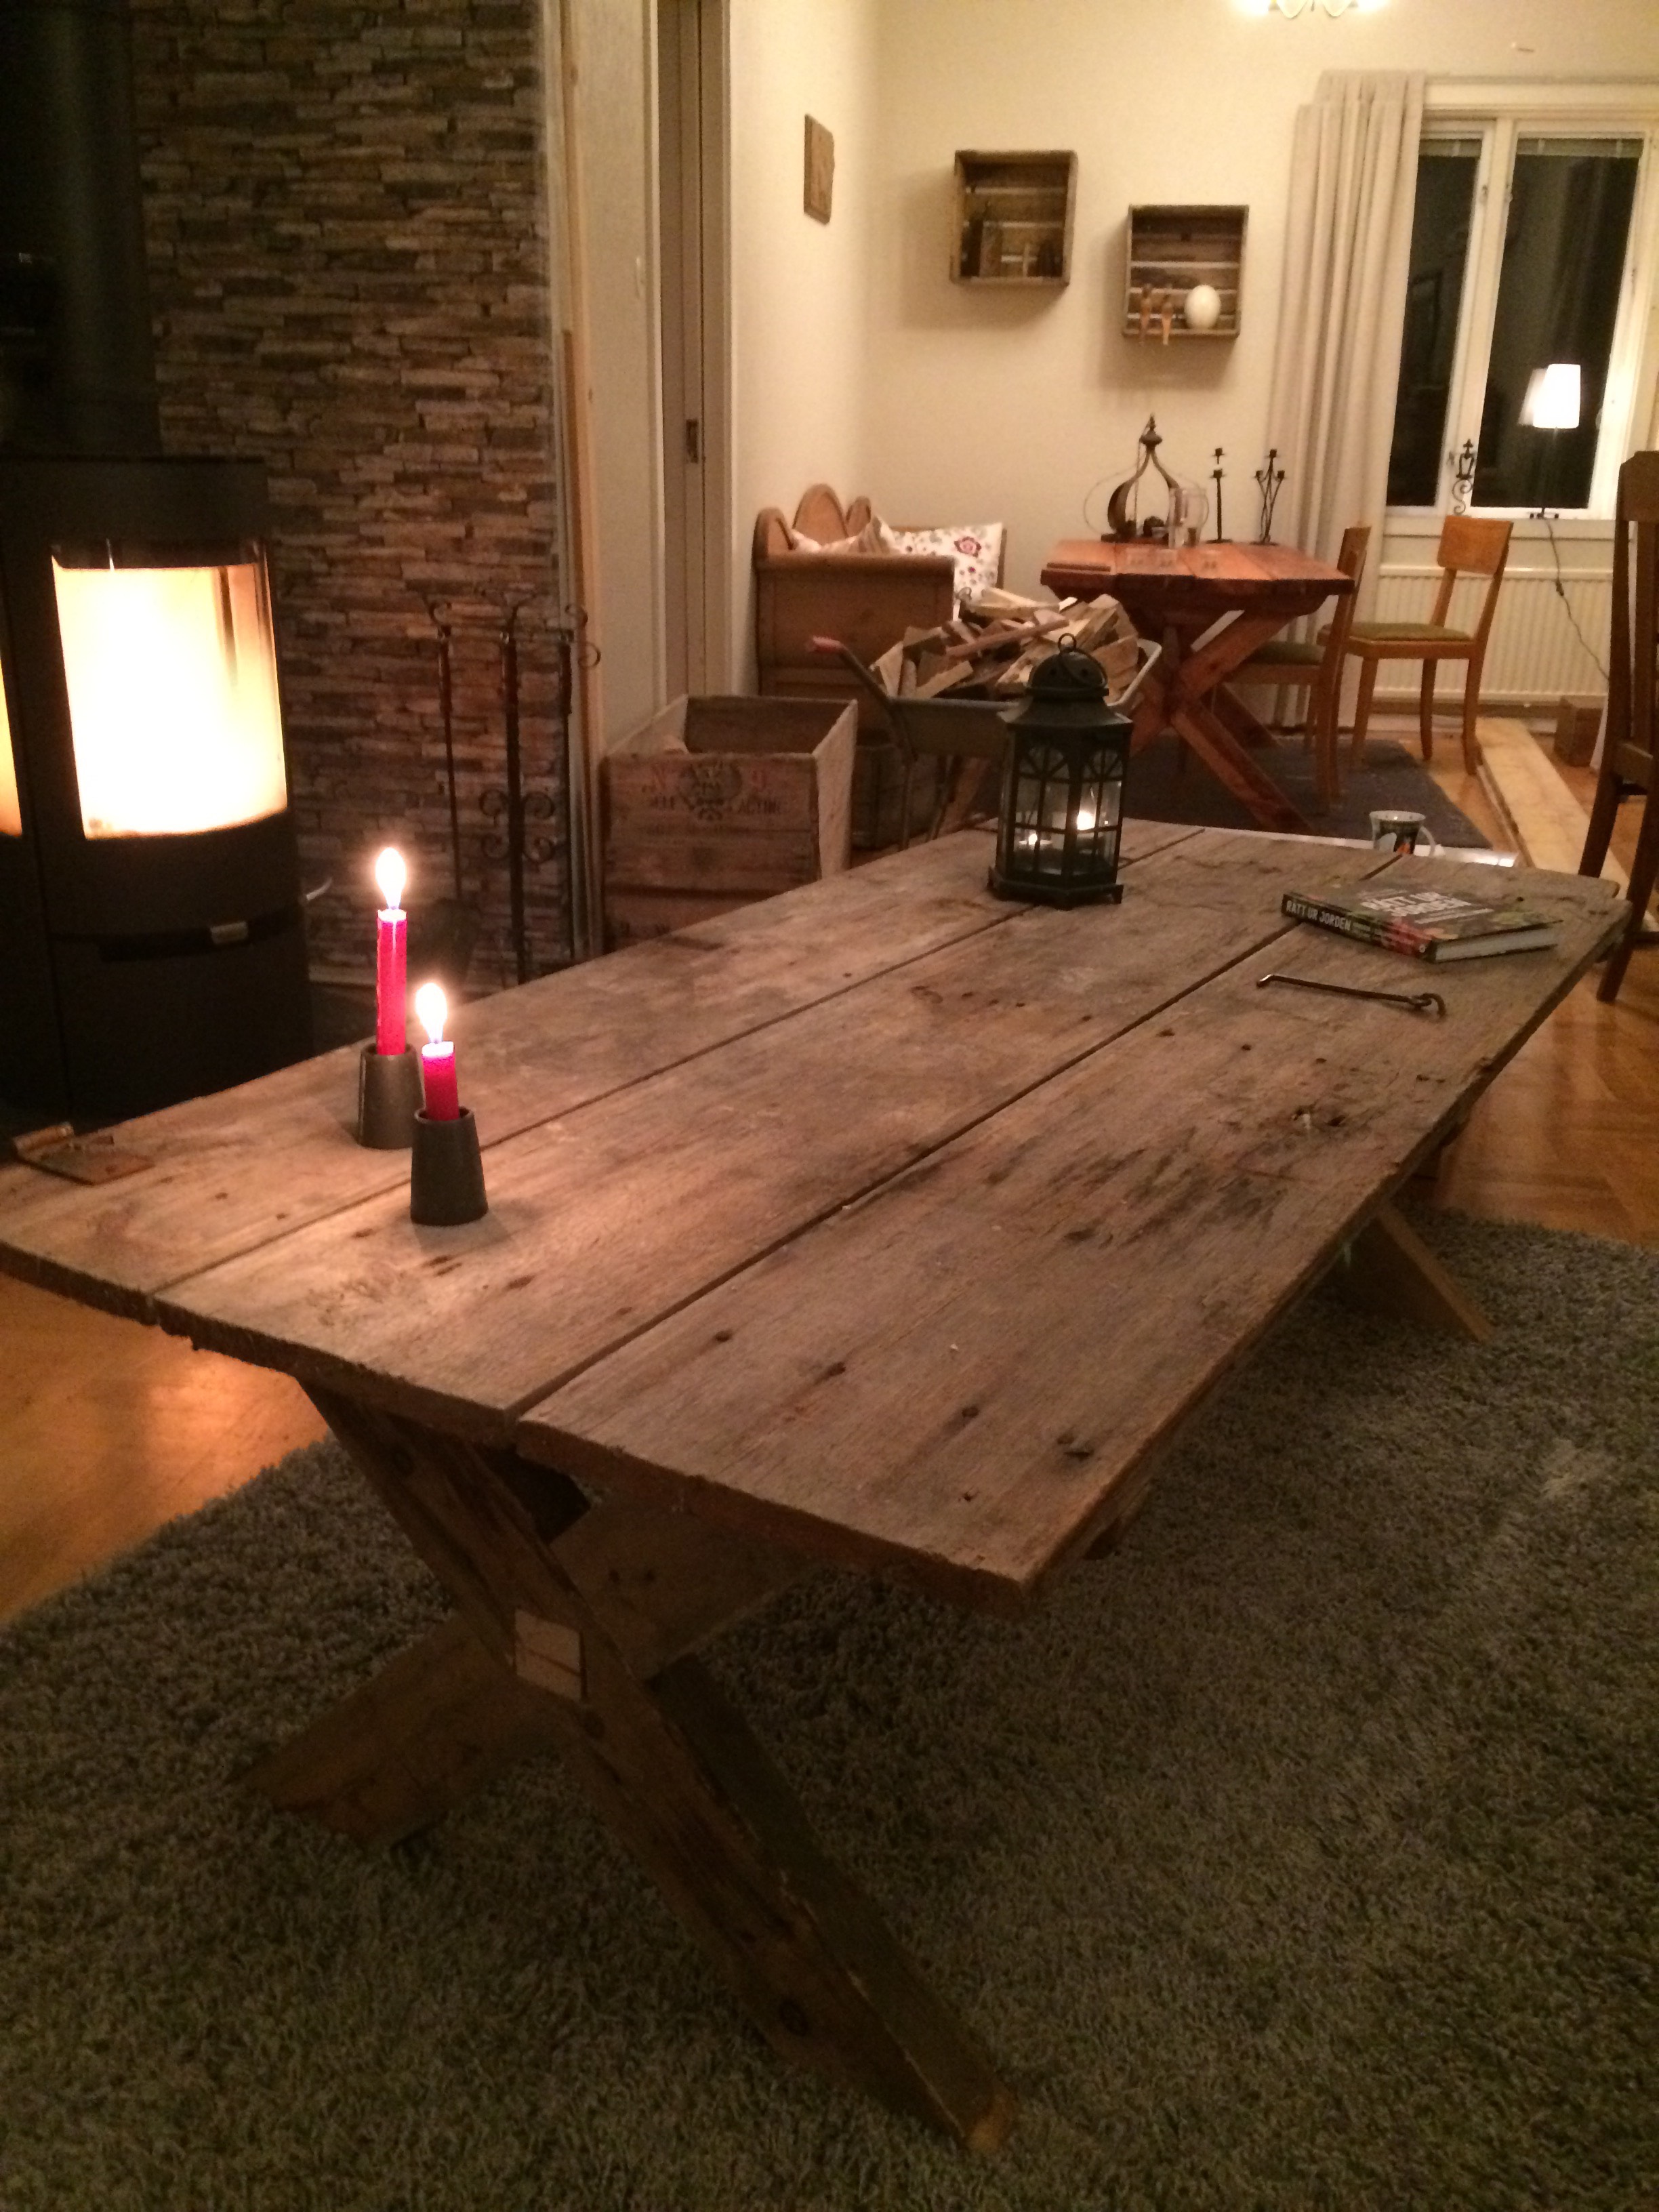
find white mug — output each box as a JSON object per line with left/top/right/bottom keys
{"left": 1369, "top": 808, "right": 1441, "bottom": 857}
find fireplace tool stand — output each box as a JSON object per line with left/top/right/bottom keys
{"left": 480, "top": 603, "right": 558, "bottom": 986}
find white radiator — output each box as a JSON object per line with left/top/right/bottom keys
{"left": 1372, "top": 562, "right": 1612, "bottom": 705}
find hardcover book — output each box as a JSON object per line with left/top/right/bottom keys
{"left": 1281, "top": 880, "right": 1561, "bottom": 962}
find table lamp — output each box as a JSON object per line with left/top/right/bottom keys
{"left": 1519, "top": 363, "right": 1580, "bottom": 516}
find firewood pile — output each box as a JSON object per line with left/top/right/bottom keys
{"left": 868, "top": 588, "right": 1141, "bottom": 705}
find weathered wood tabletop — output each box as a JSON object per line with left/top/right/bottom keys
{"left": 0, "top": 823, "right": 1627, "bottom": 2148}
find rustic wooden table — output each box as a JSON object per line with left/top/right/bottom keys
{"left": 1040, "top": 539, "right": 1356, "bottom": 835}
{"left": 0, "top": 825, "right": 1626, "bottom": 2150}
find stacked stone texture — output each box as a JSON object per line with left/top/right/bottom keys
{"left": 127, "top": 0, "right": 571, "bottom": 983}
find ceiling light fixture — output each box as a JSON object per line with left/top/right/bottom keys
{"left": 1237, "top": 0, "right": 1387, "bottom": 18}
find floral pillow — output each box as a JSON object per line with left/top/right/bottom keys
{"left": 878, "top": 520, "right": 1005, "bottom": 606}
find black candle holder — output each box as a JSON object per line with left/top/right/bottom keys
{"left": 409, "top": 1108, "right": 489, "bottom": 1225}
{"left": 356, "top": 1045, "right": 423, "bottom": 1149}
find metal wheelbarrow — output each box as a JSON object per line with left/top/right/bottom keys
{"left": 811, "top": 632, "right": 1160, "bottom": 850}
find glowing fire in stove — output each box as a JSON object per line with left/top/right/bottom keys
{"left": 0, "top": 665, "right": 20, "bottom": 837}
{"left": 52, "top": 554, "right": 288, "bottom": 839}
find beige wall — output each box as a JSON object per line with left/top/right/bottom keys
{"left": 728, "top": 0, "right": 881, "bottom": 680}
{"left": 858, "top": 0, "right": 1659, "bottom": 596}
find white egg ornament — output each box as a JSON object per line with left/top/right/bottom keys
{"left": 1183, "top": 284, "right": 1222, "bottom": 333}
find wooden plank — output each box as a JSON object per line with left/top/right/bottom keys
{"left": 514, "top": 861, "right": 1624, "bottom": 1614}
{"left": 149, "top": 834, "right": 1383, "bottom": 1439}
{"left": 239, "top": 1612, "right": 562, "bottom": 1848}
{"left": 5, "top": 827, "right": 1197, "bottom": 1316}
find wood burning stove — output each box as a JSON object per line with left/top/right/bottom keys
{"left": 0, "top": 457, "right": 311, "bottom": 1117}
{"left": 1, "top": 0, "right": 311, "bottom": 1119}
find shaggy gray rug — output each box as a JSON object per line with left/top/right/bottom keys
{"left": 2, "top": 1213, "right": 1655, "bottom": 2211}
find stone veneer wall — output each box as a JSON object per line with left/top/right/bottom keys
{"left": 127, "top": 0, "right": 571, "bottom": 986}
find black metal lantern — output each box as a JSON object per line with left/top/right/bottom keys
{"left": 989, "top": 642, "right": 1132, "bottom": 905}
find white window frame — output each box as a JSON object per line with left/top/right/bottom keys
{"left": 1390, "top": 81, "right": 1659, "bottom": 525}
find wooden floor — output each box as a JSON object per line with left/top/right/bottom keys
{"left": 2, "top": 722, "right": 1655, "bottom": 1625}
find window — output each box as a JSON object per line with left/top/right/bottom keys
{"left": 1387, "top": 106, "right": 1654, "bottom": 518}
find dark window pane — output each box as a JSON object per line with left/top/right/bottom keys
{"left": 1473, "top": 140, "right": 1640, "bottom": 511}
{"left": 1387, "top": 144, "right": 1479, "bottom": 506}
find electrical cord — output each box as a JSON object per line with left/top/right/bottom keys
{"left": 1538, "top": 512, "right": 1609, "bottom": 685}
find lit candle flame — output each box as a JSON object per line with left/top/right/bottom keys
{"left": 375, "top": 846, "right": 407, "bottom": 912}
{"left": 1076, "top": 807, "right": 1096, "bottom": 834}
{"left": 415, "top": 981, "right": 448, "bottom": 1046}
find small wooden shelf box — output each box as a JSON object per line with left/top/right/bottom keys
{"left": 1124, "top": 204, "right": 1247, "bottom": 339}
{"left": 953, "top": 151, "right": 1077, "bottom": 287}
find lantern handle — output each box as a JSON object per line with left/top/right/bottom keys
{"left": 1111, "top": 638, "right": 1162, "bottom": 712}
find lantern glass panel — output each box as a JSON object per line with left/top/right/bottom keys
{"left": 1012, "top": 739, "right": 1071, "bottom": 875}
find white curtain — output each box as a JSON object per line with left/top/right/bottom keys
{"left": 1265, "top": 71, "right": 1425, "bottom": 613}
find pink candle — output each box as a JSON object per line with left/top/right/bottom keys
{"left": 415, "top": 981, "right": 460, "bottom": 1120}
{"left": 373, "top": 848, "right": 407, "bottom": 1057}
{"left": 420, "top": 1042, "right": 459, "bottom": 1121}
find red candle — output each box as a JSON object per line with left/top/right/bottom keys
{"left": 373, "top": 847, "right": 407, "bottom": 1058}
{"left": 415, "top": 981, "right": 460, "bottom": 1120}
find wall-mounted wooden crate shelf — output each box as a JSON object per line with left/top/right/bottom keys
{"left": 953, "top": 150, "right": 1077, "bottom": 287}
{"left": 1124, "top": 204, "right": 1247, "bottom": 338}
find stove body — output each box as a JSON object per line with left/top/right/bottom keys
{"left": 0, "top": 0, "right": 310, "bottom": 1120}
{"left": 0, "top": 457, "right": 311, "bottom": 1117}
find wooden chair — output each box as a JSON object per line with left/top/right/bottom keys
{"left": 1580, "top": 449, "right": 1659, "bottom": 1004}
{"left": 1226, "top": 522, "right": 1370, "bottom": 812}
{"left": 1336, "top": 514, "right": 1512, "bottom": 775}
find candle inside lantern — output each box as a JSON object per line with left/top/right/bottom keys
{"left": 415, "top": 981, "right": 460, "bottom": 1120}
{"left": 374, "top": 846, "right": 408, "bottom": 1058}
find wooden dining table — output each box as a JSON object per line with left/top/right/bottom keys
{"left": 1040, "top": 539, "right": 1356, "bottom": 836}
{"left": 0, "top": 824, "right": 1626, "bottom": 2151}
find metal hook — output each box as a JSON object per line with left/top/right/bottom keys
{"left": 1256, "top": 972, "right": 1446, "bottom": 1019}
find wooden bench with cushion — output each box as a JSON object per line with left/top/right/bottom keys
{"left": 755, "top": 485, "right": 1006, "bottom": 846}
{"left": 753, "top": 484, "right": 957, "bottom": 734}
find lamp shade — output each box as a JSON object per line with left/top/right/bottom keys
{"left": 1520, "top": 363, "right": 1581, "bottom": 431}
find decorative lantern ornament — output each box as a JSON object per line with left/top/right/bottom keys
{"left": 990, "top": 642, "right": 1132, "bottom": 907}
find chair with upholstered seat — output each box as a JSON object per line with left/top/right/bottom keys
{"left": 1580, "top": 449, "right": 1659, "bottom": 1004}
{"left": 1336, "top": 514, "right": 1512, "bottom": 775}
{"left": 1227, "top": 523, "right": 1369, "bottom": 812}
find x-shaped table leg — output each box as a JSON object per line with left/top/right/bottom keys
{"left": 241, "top": 1386, "right": 1017, "bottom": 2151}
{"left": 1131, "top": 613, "right": 1315, "bottom": 836}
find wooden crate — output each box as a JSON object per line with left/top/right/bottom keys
{"left": 602, "top": 695, "right": 857, "bottom": 949}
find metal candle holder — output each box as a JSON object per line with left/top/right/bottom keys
{"left": 409, "top": 1107, "right": 489, "bottom": 1225}
{"left": 1254, "top": 449, "right": 1286, "bottom": 544}
{"left": 356, "top": 1044, "right": 423, "bottom": 1149}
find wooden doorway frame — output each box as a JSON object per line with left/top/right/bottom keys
{"left": 656, "top": 0, "right": 732, "bottom": 700}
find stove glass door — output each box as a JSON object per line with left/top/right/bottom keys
{"left": 52, "top": 552, "right": 288, "bottom": 839}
